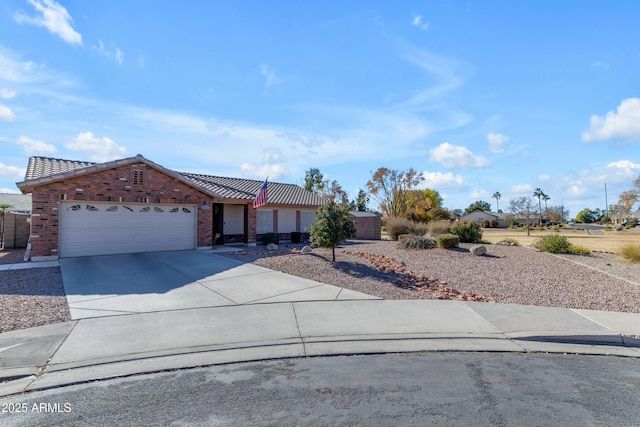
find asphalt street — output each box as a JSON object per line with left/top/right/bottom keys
{"left": 2, "top": 352, "right": 640, "bottom": 427}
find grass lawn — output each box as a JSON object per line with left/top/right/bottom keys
{"left": 482, "top": 227, "right": 640, "bottom": 253}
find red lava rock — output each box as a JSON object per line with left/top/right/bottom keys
{"left": 343, "top": 250, "right": 488, "bottom": 302}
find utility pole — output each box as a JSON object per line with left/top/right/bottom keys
{"left": 604, "top": 183, "right": 609, "bottom": 224}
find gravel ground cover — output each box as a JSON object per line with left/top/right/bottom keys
{"left": 1, "top": 240, "right": 639, "bottom": 334}
{"left": 223, "top": 240, "right": 640, "bottom": 313}
{"left": 0, "top": 249, "right": 70, "bottom": 333}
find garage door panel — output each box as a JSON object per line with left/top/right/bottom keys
{"left": 60, "top": 202, "right": 197, "bottom": 257}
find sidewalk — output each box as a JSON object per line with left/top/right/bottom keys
{"left": 2, "top": 299, "right": 640, "bottom": 397}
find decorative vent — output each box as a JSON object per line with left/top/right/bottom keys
{"left": 67, "top": 204, "right": 81, "bottom": 211}
{"left": 133, "top": 170, "right": 144, "bottom": 185}
{"left": 182, "top": 207, "right": 192, "bottom": 213}
{"left": 106, "top": 206, "right": 118, "bottom": 212}
{"left": 141, "top": 207, "right": 151, "bottom": 212}
{"left": 122, "top": 206, "right": 134, "bottom": 212}
{"left": 86, "top": 205, "right": 99, "bottom": 211}
{"left": 154, "top": 207, "right": 164, "bottom": 212}
{"left": 170, "top": 207, "right": 179, "bottom": 213}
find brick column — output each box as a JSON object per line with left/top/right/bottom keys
{"left": 247, "top": 204, "right": 257, "bottom": 246}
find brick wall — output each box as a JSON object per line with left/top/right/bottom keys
{"left": 350, "top": 214, "right": 381, "bottom": 240}
{"left": 28, "top": 162, "right": 217, "bottom": 258}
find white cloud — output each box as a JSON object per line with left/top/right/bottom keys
{"left": 240, "top": 163, "right": 289, "bottom": 181}
{"left": 92, "top": 40, "right": 124, "bottom": 64}
{"left": 137, "top": 54, "right": 145, "bottom": 68}
{"left": 429, "top": 142, "right": 489, "bottom": 169}
{"left": 0, "top": 162, "right": 26, "bottom": 180}
{"left": 0, "top": 89, "right": 17, "bottom": 99}
{"left": 260, "top": 64, "right": 282, "bottom": 91}
{"left": 66, "top": 131, "right": 127, "bottom": 162}
{"left": 0, "top": 103, "right": 16, "bottom": 121}
{"left": 240, "top": 147, "right": 289, "bottom": 180}
{"left": 411, "top": 13, "right": 429, "bottom": 30}
{"left": 16, "top": 136, "right": 57, "bottom": 155}
{"left": 583, "top": 98, "right": 640, "bottom": 142}
{"left": 470, "top": 189, "right": 489, "bottom": 199}
{"left": 420, "top": 171, "right": 467, "bottom": 189}
{"left": 14, "top": 0, "right": 82, "bottom": 45}
{"left": 487, "top": 132, "right": 508, "bottom": 153}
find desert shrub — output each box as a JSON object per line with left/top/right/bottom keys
{"left": 449, "top": 221, "right": 482, "bottom": 243}
{"left": 616, "top": 227, "right": 623, "bottom": 231}
{"left": 604, "top": 226, "right": 613, "bottom": 231}
{"left": 426, "top": 220, "right": 450, "bottom": 237}
{"left": 291, "top": 231, "right": 302, "bottom": 244}
{"left": 397, "top": 234, "right": 437, "bottom": 250}
{"left": 436, "top": 234, "right": 460, "bottom": 249}
{"left": 619, "top": 243, "right": 640, "bottom": 264}
{"left": 385, "top": 217, "right": 429, "bottom": 240}
{"left": 397, "top": 234, "right": 411, "bottom": 241}
{"left": 497, "top": 238, "right": 520, "bottom": 246}
{"left": 263, "top": 232, "right": 280, "bottom": 245}
{"left": 570, "top": 245, "right": 592, "bottom": 255}
{"left": 533, "top": 234, "right": 573, "bottom": 254}
{"left": 381, "top": 225, "right": 387, "bottom": 232}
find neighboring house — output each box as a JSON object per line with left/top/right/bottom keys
{"left": 459, "top": 210, "right": 512, "bottom": 228}
{"left": 0, "top": 193, "right": 32, "bottom": 249}
{"left": 349, "top": 211, "right": 381, "bottom": 240}
{"left": 16, "top": 155, "right": 323, "bottom": 260}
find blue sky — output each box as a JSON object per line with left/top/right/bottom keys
{"left": 1, "top": 1, "right": 639, "bottom": 217}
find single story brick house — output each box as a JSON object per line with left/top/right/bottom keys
{"left": 16, "top": 155, "right": 323, "bottom": 260}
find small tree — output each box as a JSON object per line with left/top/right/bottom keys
{"left": 304, "top": 168, "right": 325, "bottom": 193}
{"left": 509, "top": 196, "right": 537, "bottom": 236}
{"left": 0, "top": 204, "right": 13, "bottom": 250}
{"left": 366, "top": 167, "right": 423, "bottom": 218}
{"left": 309, "top": 201, "right": 356, "bottom": 262}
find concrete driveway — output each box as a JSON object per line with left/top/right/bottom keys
{"left": 60, "top": 250, "right": 377, "bottom": 319}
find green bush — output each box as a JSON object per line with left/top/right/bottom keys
{"left": 381, "top": 225, "right": 387, "bottom": 232}
{"left": 385, "top": 217, "right": 429, "bottom": 240}
{"left": 449, "top": 221, "right": 482, "bottom": 243}
{"left": 263, "top": 232, "right": 280, "bottom": 245}
{"left": 397, "top": 234, "right": 437, "bottom": 250}
{"left": 426, "top": 220, "right": 450, "bottom": 237}
{"left": 437, "top": 234, "right": 460, "bottom": 249}
{"left": 397, "top": 234, "right": 411, "bottom": 241}
{"left": 291, "top": 231, "right": 302, "bottom": 244}
{"left": 532, "top": 234, "right": 589, "bottom": 254}
{"left": 619, "top": 243, "right": 640, "bottom": 264}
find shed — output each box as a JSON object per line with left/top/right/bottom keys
{"left": 349, "top": 211, "right": 382, "bottom": 240}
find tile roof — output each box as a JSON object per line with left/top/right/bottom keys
{"left": 24, "top": 157, "right": 96, "bottom": 181}
{"left": 0, "top": 193, "right": 32, "bottom": 212}
{"left": 17, "top": 156, "right": 323, "bottom": 207}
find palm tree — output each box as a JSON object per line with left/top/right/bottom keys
{"left": 492, "top": 191, "right": 502, "bottom": 213}
{"left": 542, "top": 193, "right": 550, "bottom": 223}
{"left": 0, "top": 204, "right": 13, "bottom": 250}
{"left": 533, "top": 188, "right": 544, "bottom": 225}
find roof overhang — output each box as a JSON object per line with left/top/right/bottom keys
{"left": 16, "top": 155, "right": 227, "bottom": 200}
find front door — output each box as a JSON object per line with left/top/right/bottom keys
{"left": 212, "top": 203, "right": 224, "bottom": 245}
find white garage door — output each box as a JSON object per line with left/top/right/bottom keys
{"left": 59, "top": 202, "right": 197, "bottom": 257}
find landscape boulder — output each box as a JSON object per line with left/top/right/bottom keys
{"left": 266, "top": 243, "right": 278, "bottom": 251}
{"left": 470, "top": 245, "right": 486, "bottom": 256}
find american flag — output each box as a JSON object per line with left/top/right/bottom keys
{"left": 252, "top": 177, "right": 268, "bottom": 208}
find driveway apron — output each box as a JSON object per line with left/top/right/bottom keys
{"left": 59, "top": 250, "right": 378, "bottom": 319}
